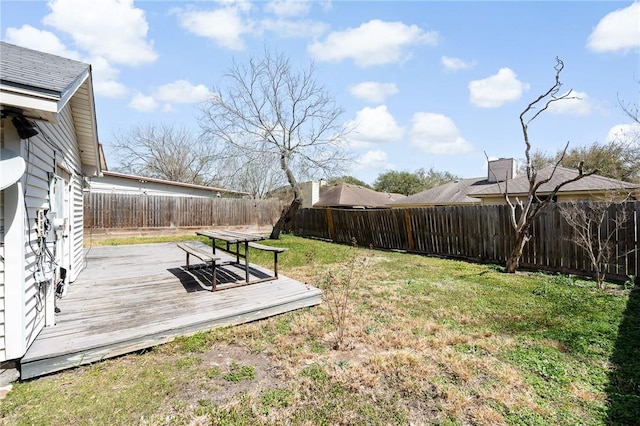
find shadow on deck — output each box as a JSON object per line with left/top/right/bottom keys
{"left": 20, "top": 242, "right": 321, "bottom": 380}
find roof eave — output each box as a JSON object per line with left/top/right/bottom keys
{"left": 74, "top": 71, "right": 101, "bottom": 177}
{"left": 0, "top": 86, "right": 61, "bottom": 122}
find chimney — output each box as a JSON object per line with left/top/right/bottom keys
{"left": 487, "top": 158, "right": 516, "bottom": 183}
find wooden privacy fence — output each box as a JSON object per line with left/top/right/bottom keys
{"left": 291, "top": 202, "right": 640, "bottom": 282}
{"left": 84, "top": 192, "right": 284, "bottom": 229}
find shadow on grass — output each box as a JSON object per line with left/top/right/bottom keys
{"left": 607, "top": 287, "right": 640, "bottom": 424}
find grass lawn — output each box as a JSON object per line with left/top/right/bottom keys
{"left": 2, "top": 234, "right": 638, "bottom": 425}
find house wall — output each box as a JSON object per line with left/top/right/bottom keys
{"left": 1, "top": 105, "right": 84, "bottom": 361}
{"left": 89, "top": 175, "right": 222, "bottom": 198}
{"left": 478, "top": 191, "right": 637, "bottom": 206}
{"left": 0, "top": 133, "right": 5, "bottom": 361}
{"left": 40, "top": 108, "right": 85, "bottom": 282}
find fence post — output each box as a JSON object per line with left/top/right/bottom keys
{"left": 404, "top": 209, "right": 414, "bottom": 251}
{"left": 326, "top": 208, "right": 335, "bottom": 241}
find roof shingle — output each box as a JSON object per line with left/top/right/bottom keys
{"left": 314, "top": 184, "right": 404, "bottom": 208}
{"left": 468, "top": 166, "right": 639, "bottom": 196}
{"left": 0, "top": 41, "right": 89, "bottom": 98}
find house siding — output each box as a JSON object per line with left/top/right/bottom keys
{"left": 89, "top": 175, "right": 224, "bottom": 198}
{"left": 39, "top": 107, "right": 85, "bottom": 282}
{"left": 0, "top": 183, "right": 5, "bottom": 361}
{"left": 22, "top": 133, "right": 54, "bottom": 349}
{"left": 1, "top": 104, "right": 85, "bottom": 361}
{"left": 71, "top": 174, "right": 84, "bottom": 281}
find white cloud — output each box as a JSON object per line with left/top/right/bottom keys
{"left": 177, "top": 1, "right": 327, "bottom": 47}
{"left": 129, "top": 92, "right": 158, "bottom": 112}
{"left": 43, "top": 0, "right": 157, "bottom": 66}
{"left": 176, "top": 6, "right": 251, "bottom": 50}
{"left": 260, "top": 18, "right": 328, "bottom": 38}
{"left": 346, "top": 106, "right": 405, "bottom": 148}
{"left": 469, "top": 68, "right": 530, "bottom": 108}
{"left": 441, "top": 56, "right": 475, "bottom": 72}
{"left": 587, "top": 2, "right": 640, "bottom": 53}
{"left": 94, "top": 80, "right": 129, "bottom": 98}
{"left": 349, "top": 82, "right": 399, "bottom": 103}
{"left": 607, "top": 123, "right": 640, "bottom": 143}
{"left": 308, "top": 19, "right": 438, "bottom": 67}
{"left": 354, "top": 149, "right": 395, "bottom": 171}
{"left": 547, "top": 91, "right": 593, "bottom": 116}
{"left": 5, "top": 25, "right": 81, "bottom": 59}
{"left": 410, "top": 112, "right": 473, "bottom": 155}
{"left": 90, "top": 56, "right": 128, "bottom": 98}
{"left": 264, "top": 0, "right": 311, "bottom": 17}
{"left": 153, "top": 80, "right": 212, "bottom": 103}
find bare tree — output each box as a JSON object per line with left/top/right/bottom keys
{"left": 218, "top": 151, "right": 287, "bottom": 199}
{"left": 110, "top": 124, "right": 219, "bottom": 185}
{"left": 199, "top": 49, "right": 351, "bottom": 238}
{"left": 489, "top": 58, "right": 596, "bottom": 273}
{"left": 559, "top": 196, "right": 634, "bottom": 289}
{"left": 618, "top": 78, "right": 639, "bottom": 125}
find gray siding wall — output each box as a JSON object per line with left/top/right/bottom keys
{"left": 71, "top": 173, "right": 84, "bottom": 281}
{"left": 2, "top": 104, "right": 84, "bottom": 361}
{"left": 22, "top": 131, "right": 54, "bottom": 348}
{"left": 0, "top": 183, "right": 5, "bottom": 361}
{"left": 41, "top": 107, "right": 85, "bottom": 282}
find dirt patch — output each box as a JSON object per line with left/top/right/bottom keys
{"left": 172, "top": 344, "right": 284, "bottom": 407}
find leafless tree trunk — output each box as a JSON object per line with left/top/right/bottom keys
{"left": 489, "top": 58, "right": 597, "bottom": 273}
{"left": 559, "top": 197, "right": 634, "bottom": 289}
{"left": 199, "top": 48, "right": 351, "bottom": 238}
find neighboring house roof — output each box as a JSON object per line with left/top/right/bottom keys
{"left": 390, "top": 177, "right": 493, "bottom": 207}
{"left": 468, "top": 166, "right": 640, "bottom": 197}
{"left": 95, "top": 171, "right": 249, "bottom": 196}
{"left": 1, "top": 41, "right": 100, "bottom": 175}
{"left": 314, "top": 183, "right": 404, "bottom": 208}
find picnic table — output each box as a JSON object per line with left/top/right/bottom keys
{"left": 175, "top": 230, "right": 288, "bottom": 291}
{"left": 196, "top": 229, "right": 266, "bottom": 284}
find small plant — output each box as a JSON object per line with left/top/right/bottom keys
{"left": 223, "top": 362, "right": 256, "bottom": 382}
{"left": 335, "top": 359, "right": 349, "bottom": 369}
{"left": 174, "top": 332, "right": 210, "bottom": 353}
{"left": 174, "top": 356, "right": 202, "bottom": 368}
{"left": 318, "top": 240, "right": 370, "bottom": 350}
{"left": 300, "top": 363, "right": 328, "bottom": 383}
{"left": 205, "top": 367, "right": 221, "bottom": 379}
{"left": 559, "top": 198, "right": 635, "bottom": 290}
{"left": 260, "top": 388, "right": 292, "bottom": 412}
{"left": 624, "top": 274, "right": 637, "bottom": 289}
{"left": 364, "top": 325, "right": 377, "bottom": 335}
{"left": 548, "top": 274, "right": 576, "bottom": 287}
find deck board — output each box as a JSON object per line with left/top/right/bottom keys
{"left": 20, "top": 242, "right": 321, "bottom": 379}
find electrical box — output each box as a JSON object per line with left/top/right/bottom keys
{"left": 36, "top": 208, "right": 48, "bottom": 238}
{"left": 49, "top": 174, "right": 67, "bottom": 232}
{"left": 49, "top": 174, "right": 65, "bottom": 214}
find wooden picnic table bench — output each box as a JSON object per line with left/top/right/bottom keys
{"left": 176, "top": 242, "right": 222, "bottom": 290}
{"left": 192, "top": 230, "right": 288, "bottom": 288}
{"left": 248, "top": 242, "right": 288, "bottom": 278}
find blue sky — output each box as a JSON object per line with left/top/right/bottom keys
{"left": 2, "top": 0, "right": 639, "bottom": 185}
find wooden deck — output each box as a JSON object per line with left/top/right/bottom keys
{"left": 20, "top": 241, "right": 321, "bottom": 379}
